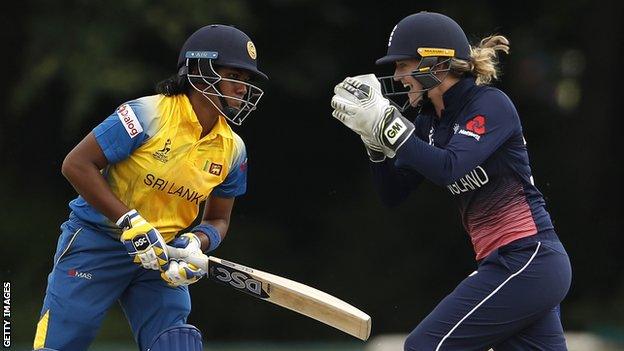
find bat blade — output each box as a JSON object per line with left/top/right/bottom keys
{"left": 179, "top": 251, "right": 371, "bottom": 340}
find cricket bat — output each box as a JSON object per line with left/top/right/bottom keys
{"left": 171, "top": 250, "right": 371, "bottom": 340}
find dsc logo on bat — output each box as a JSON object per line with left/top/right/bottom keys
{"left": 211, "top": 265, "right": 268, "bottom": 298}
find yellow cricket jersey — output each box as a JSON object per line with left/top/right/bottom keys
{"left": 69, "top": 94, "right": 247, "bottom": 241}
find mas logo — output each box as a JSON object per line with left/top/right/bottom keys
{"left": 68, "top": 268, "right": 93, "bottom": 280}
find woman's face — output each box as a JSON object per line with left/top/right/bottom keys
{"left": 214, "top": 67, "right": 251, "bottom": 109}
{"left": 393, "top": 58, "right": 453, "bottom": 107}
{"left": 393, "top": 59, "right": 425, "bottom": 107}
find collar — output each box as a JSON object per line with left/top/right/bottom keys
{"left": 440, "top": 77, "right": 476, "bottom": 121}
{"left": 178, "top": 94, "right": 234, "bottom": 141}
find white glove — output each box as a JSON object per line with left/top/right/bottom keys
{"left": 331, "top": 74, "right": 390, "bottom": 136}
{"left": 331, "top": 74, "right": 415, "bottom": 158}
{"left": 162, "top": 233, "right": 206, "bottom": 286}
{"left": 161, "top": 260, "right": 205, "bottom": 287}
{"left": 166, "top": 233, "right": 203, "bottom": 260}
{"left": 361, "top": 134, "right": 386, "bottom": 163}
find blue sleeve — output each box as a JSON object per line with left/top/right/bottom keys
{"left": 370, "top": 159, "right": 424, "bottom": 207}
{"left": 394, "top": 89, "right": 519, "bottom": 186}
{"left": 93, "top": 101, "right": 151, "bottom": 164}
{"left": 212, "top": 137, "right": 248, "bottom": 198}
{"left": 369, "top": 113, "right": 429, "bottom": 207}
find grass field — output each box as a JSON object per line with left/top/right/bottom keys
{"left": 11, "top": 332, "right": 624, "bottom": 351}
{"left": 11, "top": 342, "right": 366, "bottom": 351}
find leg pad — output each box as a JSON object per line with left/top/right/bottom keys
{"left": 148, "top": 324, "right": 203, "bottom": 351}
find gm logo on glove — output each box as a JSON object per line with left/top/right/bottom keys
{"left": 384, "top": 117, "right": 407, "bottom": 145}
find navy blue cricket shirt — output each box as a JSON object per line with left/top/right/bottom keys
{"left": 371, "top": 77, "right": 554, "bottom": 260}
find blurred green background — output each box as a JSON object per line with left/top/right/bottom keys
{"left": 1, "top": 0, "right": 623, "bottom": 350}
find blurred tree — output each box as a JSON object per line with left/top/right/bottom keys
{"left": 1, "top": 0, "right": 623, "bottom": 346}
{"left": 9, "top": 0, "right": 253, "bottom": 136}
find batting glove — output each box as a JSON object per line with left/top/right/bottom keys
{"left": 167, "top": 233, "right": 203, "bottom": 259}
{"left": 118, "top": 209, "right": 170, "bottom": 271}
{"left": 161, "top": 260, "right": 205, "bottom": 286}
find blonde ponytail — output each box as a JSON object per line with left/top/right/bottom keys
{"left": 450, "top": 35, "right": 510, "bottom": 85}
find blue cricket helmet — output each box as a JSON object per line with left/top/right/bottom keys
{"left": 177, "top": 24, "right": 267, "bottom": 125}
{"left": 376, "top": 11, "right": 470, "bottom": 65}
{"left": 178, "top": 24, "right": 268, "bottom": 80}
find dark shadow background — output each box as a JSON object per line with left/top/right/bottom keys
{"left": 1, "top": 0, "right": 623, "bottom": 346}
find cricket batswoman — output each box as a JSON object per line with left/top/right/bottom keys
{"left": 331, "top": 11, "right": 572, "bottom": 351}
{"left": 33, "top": 24, "right": 267, "bottom": 351}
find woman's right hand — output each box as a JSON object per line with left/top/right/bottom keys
{"left": 118, "top": 209, "right": 170, "bottom": 271}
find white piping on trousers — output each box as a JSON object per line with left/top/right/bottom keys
{"left": 55, "top": 228, "right": 83, "bottom": 265}
{"left": 435, "top": 242, "right": 542, "bottom": 351}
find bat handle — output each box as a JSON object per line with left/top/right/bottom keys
{"left": 166, "top": 246, "right": 210, "bottom": 272}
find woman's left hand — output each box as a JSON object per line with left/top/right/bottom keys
{"left": 167, "top": 233, "right": 203, "bottom": 259}
{"left": 161, "top": 233, "right": 206, "bottom": 286}
{"left": 161, "top": 259, "right": 205, "bottom": 286}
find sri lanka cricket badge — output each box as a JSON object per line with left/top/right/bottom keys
{"left": 203, "top": 160, "right": 223, "bottom": 176}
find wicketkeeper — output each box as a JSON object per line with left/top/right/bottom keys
{"left": 331, "top": 11, "right": 572, "bottom": 351}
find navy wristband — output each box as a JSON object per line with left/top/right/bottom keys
{"left": 191, "top": 224, "right": 222, "bottom": 253}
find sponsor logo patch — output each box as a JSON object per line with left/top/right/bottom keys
{"left": 68, "top": 268, "right": 93, "bottom": 280}
{"left": 117, "top": 104, "right": 143, "bottom": 138}
{"left": 466, "top": 115, "right": 486, "bottom": 135}
{"left": 458, "top": 129, "right": 482, "bottom": 141}
{"left": 132, "top": 235, "right": 150, "bottom": 250}
{"left": 384, "top": 118, "right": 407, "bottom": 145}
{"left": 455, "top": 115, "right": 486, "bottom": 141}
{"left": 417, "top": 47, "right": 456, "bottom": 57}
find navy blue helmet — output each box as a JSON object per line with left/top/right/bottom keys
{"left": 376, "top": 12, "right": 471, "bottom": 112}
{"left": 178, "top": 24, "right": 268, "bottom": 125}
{"left": 376, "top": 11, "right": 470, "bottom": 64}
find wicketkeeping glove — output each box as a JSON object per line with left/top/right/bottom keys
{"left": 161, "top": 259, "right": 205, "bottom": 287}
{"left": 360, "top": 134, "right": 386, "bottom": 163}
{"left": 331, "top": 74, "right": 389, "bottom": 136}
{"left": 118, "top": 209, "right": 170, "bottom": 271}
{"left": 331, "top": 74, "right": 415, "bottom": 158}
